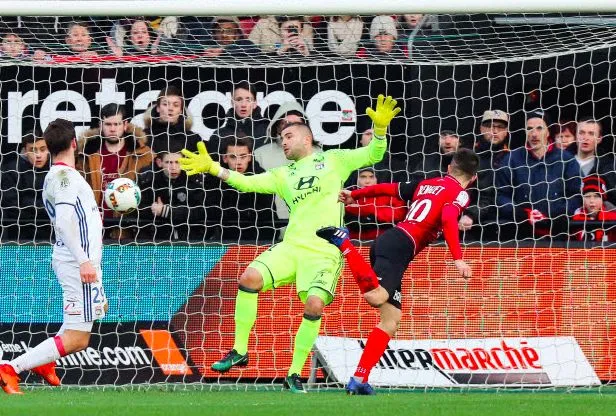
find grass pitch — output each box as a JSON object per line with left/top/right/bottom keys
{"left": 1, "top": 387, "right": 615, "bottom": 416}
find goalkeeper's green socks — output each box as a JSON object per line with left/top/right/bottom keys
{"left": 232, "top": 287, "right": 259, "bottom": 355}
{"left": 288, "top": 313, "right": 322, "bottom": 375}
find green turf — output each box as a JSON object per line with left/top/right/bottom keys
{"left": 1, "top": 387, "right": 616, "bottom": 416}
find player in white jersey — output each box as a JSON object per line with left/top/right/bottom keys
{"left": 0, "top": 119, "right": 107, "bottom": 395}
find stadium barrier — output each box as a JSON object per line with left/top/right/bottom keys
{"left": 1, "top": 245, "right": 614, "bottom": 386}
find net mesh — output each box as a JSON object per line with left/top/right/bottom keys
{"left": 0, "top": 13, "right": 615, "bottom": 389}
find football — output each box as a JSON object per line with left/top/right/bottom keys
{"left": 104, "top": 178, "right": 141, "bottom": 214}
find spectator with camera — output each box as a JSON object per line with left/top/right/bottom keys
{"left": 276, "top": 16, "right": 313, "bottom": 57}
{"left": 249, "top": 15, "right": 314, "bottom": 55}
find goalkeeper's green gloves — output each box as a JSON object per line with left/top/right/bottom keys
{"left": 179, "top": 141, "right": 222, "bottom": 177}
{"left": 366, "top": 94, "right": 401, "bottom": 137}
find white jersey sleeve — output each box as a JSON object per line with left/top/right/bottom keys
{"left": 54, "top": 202, "right": 90, "bottom": 264}
{"left": 43, "top": 165, "right": 103, "bottom": 266}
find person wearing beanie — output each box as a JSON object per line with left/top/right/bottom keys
{"left": 356, "top": 15, "right": 406, "bottom": 59}
{"left": 571, "top": 175, "right": 616, "bottom": 242}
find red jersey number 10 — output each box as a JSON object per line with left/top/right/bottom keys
{"left": 405, "top": 199, "right": 432, "bottom": 223}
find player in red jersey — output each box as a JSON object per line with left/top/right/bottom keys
{"left": 316, "top": 148, "right": 479, "bottom": 395}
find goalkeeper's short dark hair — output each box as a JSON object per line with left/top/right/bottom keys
{"left": 43, "top": 119, "right": 76, "bottom": 157}
{"left": 450, "top": 148, "right": 479, "bottom": 179}
{"left": 281, "top": 122, "right": 321, "bottom": 148}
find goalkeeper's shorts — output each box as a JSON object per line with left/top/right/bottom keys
{"left": 249, "top": 241, "right": 343, "bottom": 305}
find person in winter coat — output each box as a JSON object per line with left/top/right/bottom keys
{"left": 136, "top": 148, "right": 207, "bottom": 241}
{"left": 77, "top": 103, "right": 153, "bottom": 213}
{"left": 495, "top": 110, "right": 581, "bottom": 240}
{"left": 0, "top": 131, "right": 50, "bottom": 221}
{"left": 573, "top": 118, "right": 616, "bottom": 206}
{"left": 143, "top": 86, "right": 202, "bottom": 154}
{"left": 205, "top": 135, "right": 278, "bottom": 243}
{"left": 571, "top": 175, "right": 616, "bottom": 242}
{"left": 327, "top": 16, "right": 364, "bottom": 57}
{"left": 459, "top": 110, "right": 510, "bottom": 239}
{"left": 206, "top": 81, "right": 269, "bottom": 161}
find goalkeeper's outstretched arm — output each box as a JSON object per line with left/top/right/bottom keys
{"left": 333, "top": 94, "right": 401, "bottom": 174}
{"left": 179, "top": 142, "right": 278, "bottom": 194}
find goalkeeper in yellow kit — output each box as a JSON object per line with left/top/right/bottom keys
{"left": 179, "top": 95, "right": 400, "bottom": 393}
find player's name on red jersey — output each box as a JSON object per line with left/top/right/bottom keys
{"left": 397, "top": 176, "right": 469, "bottom": 257}
{"left": 416, "top": 184, "right": 446, "bottom": 196}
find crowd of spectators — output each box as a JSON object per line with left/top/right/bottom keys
{"left": 1, "top": 84, "right": 615, "bottom": 244}
{"left": 0, "top": 15, "right": 443, "bottom": 63}
{"left": 0, "top": 55, "right": 615, "bottom": 244}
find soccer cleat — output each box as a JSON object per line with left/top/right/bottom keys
{"left": 283, "top": 373, "right": 307, "bottom": 394}
{"left": 0, "top": 364, "right": 23, "bottom": 395}
{"left": 210, "top": 349, "right": 249, "bottom": 373}
{"left": 32, "top": 362, "right": 61, "bottom": 386}
{"left": 316, "top": 226, "right": 349, "bottom": 248}
{"left": 345, "top": 377, "right": 376, "bottom": 396}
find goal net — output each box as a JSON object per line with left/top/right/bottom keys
{"left": 0, "top": 10, "right": 615, "bottom": 389}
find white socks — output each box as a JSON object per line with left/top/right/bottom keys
{"left": 10, "top": 337, "right": 62, "bottom": 373}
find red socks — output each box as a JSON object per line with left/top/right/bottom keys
{"left": 354, "top": 327, "right": 390, "bottom": 382}
{"left": 339, "top": 239, "right": 379, "bottom": 294}
{"left": 53, "top": 336, "right": 67, "bottom": 357}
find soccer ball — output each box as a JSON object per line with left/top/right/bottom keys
{"left": 104, "top": 178, "right": 141, "bottom": 214}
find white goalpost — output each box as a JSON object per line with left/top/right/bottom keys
{"left": 2, "top": 1, "right": 616, "bottom": 15}
{"left": 0, "top": 1, "right": 615, "bottom": 391}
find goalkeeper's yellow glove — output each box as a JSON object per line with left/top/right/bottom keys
{"left": 366, "top": 94, "right": 401, "bottom": 137}
{"left": 179, "top": 141, "right": 221, "bottom": 177}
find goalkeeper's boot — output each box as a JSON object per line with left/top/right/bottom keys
{"left": 316, "top": 226, "right": 349, "bottom": 248}
{"left": 32, "top": 362, "right": 61, "bottom": 386}
{"left": 345, "top": 377, "right": 376, "bottom": 396}
{"left": 0, "top": 364, "right": 23, "bottom": 395}
{"left": 283, "top": 373, "right": 307, "bottom": 394}
{"left": 211, "top": 349, "right": 249, "bottom": 373}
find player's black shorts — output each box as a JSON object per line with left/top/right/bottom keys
{"left": 369, "top": 227, "right": 416, "bottom": 309}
